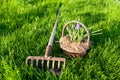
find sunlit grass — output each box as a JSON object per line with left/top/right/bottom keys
{"left": 0, "top": 0, "right": 120, "bottom": 79}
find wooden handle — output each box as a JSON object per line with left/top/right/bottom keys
{"left": 62, "top": 20, "right": 90, "bottom": 44}
{"left": 45, "top": 45, "right": 52, "bottom": 57}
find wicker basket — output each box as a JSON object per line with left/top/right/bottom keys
{"left": 60, "top": 20, "right": 90, "bottom": 57}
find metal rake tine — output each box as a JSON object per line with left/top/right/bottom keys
{"left": 52, "top": 60, "right": 55, "bottom": 69}
{"left": 41, "top": 59, "right": 44, "bottom": 68}
{"left": 31, "top": 59, "right": 33, "bottom": 66}
{"left": 26, "top": 57, "right": 31, "bottom": 64}
{"left": 58, "top": 61, "right": 60, "bottom": 69}
{"left": 26, "top": 59, "right": 28, "bottom": 64}
{"left": 47, "top": 60, "right": 50, "bottom": 68}
{"left": 36, "top": 59, "right": 39, "bottom": 67}
{"left": 26, "top": 60, "right": 28, "bottom": 64}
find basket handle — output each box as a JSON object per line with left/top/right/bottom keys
{"left": 62, "top": 20, "right": 90, "bottom": 44}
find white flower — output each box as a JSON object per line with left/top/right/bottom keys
{"left": 66, "top": 26, "right": 69, "bottom": 30}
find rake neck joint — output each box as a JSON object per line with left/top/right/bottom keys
{"left": 45, "top": 45, "right": 52, "bottom": 57}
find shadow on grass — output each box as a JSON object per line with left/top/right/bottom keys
{"left": 0, "top": 6, "right": 45, "bottom": 37}
{"left": 91, "top": 21, "right": 120, "bottom": 47}
{"left": 0, "top": 2, "right": 62, "bottom": 37}
{"left": 81, "top": 12, "right": 106, "bottom": 25}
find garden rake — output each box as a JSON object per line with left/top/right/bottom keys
{"left": 26, "top": 9, "right": 66, "bottom": 74}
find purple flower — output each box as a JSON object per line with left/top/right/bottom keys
{"left": 75, "top": 24, "right": 81, "bottom": 30}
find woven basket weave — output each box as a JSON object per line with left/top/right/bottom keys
{"left": 60, "top": 21, "right": 90, "bottom": 57}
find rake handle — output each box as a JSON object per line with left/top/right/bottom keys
{"left": 45, "top": 8, "right": 60, "bottom": 57}
{"left": 45, "top": 45, "right": 52, "bottom": 57}
{"left": 48, "top": 9, "right": 60, "bottom": 46}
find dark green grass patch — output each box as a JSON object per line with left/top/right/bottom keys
{"left": 0, "top": 0, "right": 120, "bottom": 79}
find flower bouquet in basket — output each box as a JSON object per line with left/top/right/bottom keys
{"left": 59, "top": 20, "right": 102, "bottom": 57}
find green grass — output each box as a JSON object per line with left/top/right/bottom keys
{"left": 0, "top": 0, "right": 120, "bottom": 79}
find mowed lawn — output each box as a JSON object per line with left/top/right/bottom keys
{"left": 0, "top": 0, "right": 120, "bottom": 79}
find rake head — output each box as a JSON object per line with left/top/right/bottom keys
{"left": 26, "top": 56, "right": 66, "bottom": 72}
